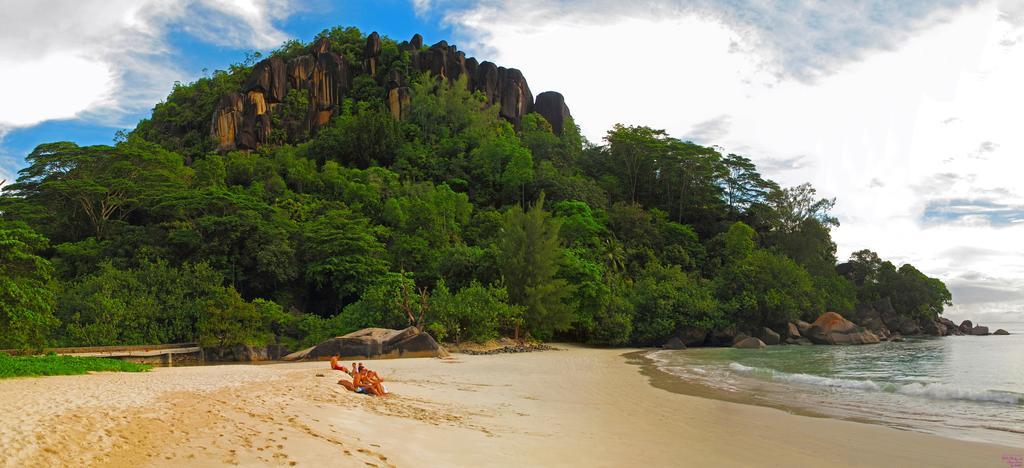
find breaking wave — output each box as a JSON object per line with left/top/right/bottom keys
{"left": 728, "top": 362, "right": 1024, "bottom": 405}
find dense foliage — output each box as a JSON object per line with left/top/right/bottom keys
{"left": 0, "top": 353, "right": 150, "bottom": 379}
{"left": 0, "top": 27, "right": 952, "bottom": 351}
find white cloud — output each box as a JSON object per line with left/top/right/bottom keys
{"left": 440, "top": 0, "right": 1024, "bottom": 321}
{"left": 412, "top": 0, "right": 433, "bottom": 17}
{"left": 0, "top": 0, "right": 295, "bottom": 131}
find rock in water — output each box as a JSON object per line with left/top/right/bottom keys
{"left": 733, "top": 337, "right": 767, "bottom": 349}
{"left": 786, "top": 322, "right": 802, "bottom": 341}
{"left": 804, "top": 312, "right": 881, "bottom": 345}
{"left": 662, "top": 336, "right": 686, "bottom": 350}
{"left": 959, "top": 320, "right": 973, "bottom": 334}
{"left": 283, "top": 327, "right": 447, "bottom": 361}
{"left": 994, "top": 329, "right": 1010, "bottom": 335}
{"left": 887, "top": 333, "right": 904, "bottom": 342}
{"left": 970, "top": 326, "right": 990, "bottom": 336}
{"left": 796, "top": 320, "right": 812, "bottom": 334}
{"left": 759, "top": 327, "right": 781, "bottom": 345}
{"left": 938, "top": 317, "right": 961, "bottom": 335}
{"left": 921, "top": 319, "right": 946, "bottom": 336}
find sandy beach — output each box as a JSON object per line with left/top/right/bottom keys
{"left": 1, "top": 346, "right": 1019, "bottom": 467}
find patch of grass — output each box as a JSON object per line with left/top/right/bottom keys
{"left": 0, "top": 353, "right": 151, "bottom": 379}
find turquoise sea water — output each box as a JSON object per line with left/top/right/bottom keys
{"left": 647, "top": 322, "right": 1024, "bottom": 447}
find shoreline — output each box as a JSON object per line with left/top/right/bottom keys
{"left": 630, "top": 349, "right": 896, "bottom": 428}
{"left": 1, "top": 346, "right": 1019, "bottom": 467}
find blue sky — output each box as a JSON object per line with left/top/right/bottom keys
{"left": 1, "top": 0, "right": 1023, "bottom": 322}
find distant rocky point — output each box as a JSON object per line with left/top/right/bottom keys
{"left": 212, "top": 32, "right": 572, "bottom": 152}
{"left": 660, "top": 299, "right": 1009, "bottom": 350}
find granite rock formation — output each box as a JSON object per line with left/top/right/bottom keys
{"left": 212, "top": 31, "right": 572, "bottom": 151}
{"left": 282, "top": 326, "right": 447, "bottom": 361}
{"left": 804, "top": 312, "right": 881, "bottom": 345}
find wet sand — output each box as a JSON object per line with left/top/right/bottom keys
{"left": 0, "top": 346, "right": 1018, "bottom": 467}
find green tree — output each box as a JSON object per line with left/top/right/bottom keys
{"left": 198, "top": 287, "right": 269, "bottom": 358}
{"left": 428, "top": 280, "right": 521, "bottom": 343}
{"left": 0, "top": 223, "right": 58, "bottom": 350}
{"left": 304, "top": 208, "right": 390, "bottom": 309}
{"left": 497, "top": 194, "right": 573, "bottom": 340}
{"left": 4, "top": 138, "right": 187, "bottom": 241}
{"left": 629, "top": 262, "right": 719, "bottom": 345}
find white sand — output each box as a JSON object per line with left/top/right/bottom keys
{"left": 0, "top": 346, "right": 1019, "bottom": 467}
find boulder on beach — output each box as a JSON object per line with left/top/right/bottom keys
{"left": 662, "top": 336, "right": 686, "bottom": 350}
{"left": 852, "top": 301, "right": 892, "bottom": 339}
{"left": 994, "top": 329, "right": 1010, "bottom": 335}
{"left": 796, "top": 320, "right": 812, "bottom": 334}
{"left": 804, "top": 312, "right": 881, "bottom": 345}
{"left": 675, "top": 327, "right": 709, "bottom": 347}
{"left": 759, "top": 327, "right": 781, "bottom": 345}
{"left": 283, "top": 327, "right": 448, "bottom": 361}
{"left": 707, "top": 326, "right": 740, "bottom": 347}
{"left": 732, "top": 334, "right": 750, "bottom": 346}
{"left": 887, "top": 333, "right": 904, "bottom": 342}
{"left": 733, "top": 337, "right": 766, "bottom": 349}
{"left": 786, "top": 323, "right": 802, "bottom": 341}
{"left": 970, "top": 326, "right": 990, "bottom": 336}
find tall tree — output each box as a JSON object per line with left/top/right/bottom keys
{"left": 3, "top": 138, "right": 186, "bottom": 241}
{"left": 497, "top": 194, "right": 574, "bottom": 340}
{"left": 0, "top": 222, "right": 58, "bottom": 350}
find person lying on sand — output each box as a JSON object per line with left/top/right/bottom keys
{"left": 330, "top": 356, "right": 356, "bottom": 392}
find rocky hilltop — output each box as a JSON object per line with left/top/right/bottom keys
{"left": 211, "top": 32, "right": 572, "bottom": 152}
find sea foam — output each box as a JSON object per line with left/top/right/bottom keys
{"left": 727, "top": 362, "right": 1024, "bottom": 405}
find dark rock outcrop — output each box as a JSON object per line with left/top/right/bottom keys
{"left": 970, "top": 325, "right": 990, "bottom": 336}
{"left": 497, "top": 68, "right": 533, "bottom": 127}
{"left": 283, "top": 327, "right": 447, "bottom": 361}
{"left": 734, "top": 337, "right": 766, "bottom": 349}
{"left": 804, "top": 312, "right": 880, "bottom": 345}
{"left": 938, "top": 317, "right": 961, "bottom": 335}
{"left": 675, "top": 327, "right": 708, "bottom": 347}
{"left": 959, "top": 320, "right": 973, "bottom": 334}
{"left": 786, "top": 323, "right": 801, "bottom": 341}
{"left": 212, "top": 93, "right": 245, "bottom": 151}
{"left": 534, "top": 91, "right": 571, "bottom": 135}
{"left": 363, "top": 31, "right": 382, "bottom": 77}
{"left": 759, "top": 327, "right": 781, "bottom": 345}
{"left": 212, "top": 31, "right": 571, "bottom": 151}
{"left": 921, "top": 319, "right": 946, "bottom": 336}
{"left": 245, "top": 56, "right": 288, "bottom": 103}
{"left": 662, "top": 336, "right": 686, "bottom": 350}
{"left": 994, "top": 329, "right": 1010, "bottom": 335}
{"left": 852, "top": 300, "right": 892, "bottom": 339}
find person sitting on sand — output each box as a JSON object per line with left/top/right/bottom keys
{"left": 357, "top": 363, "right": 389, "bottom": 395}
{"left": 330, "top": 357, "right": 385, "bottom": 396}
{"left": 352, "top": 368, "right": 385, "bottom": 396}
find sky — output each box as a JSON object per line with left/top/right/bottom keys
{"left": 0, "top": 0, "right": 1022, "bottom": 323}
